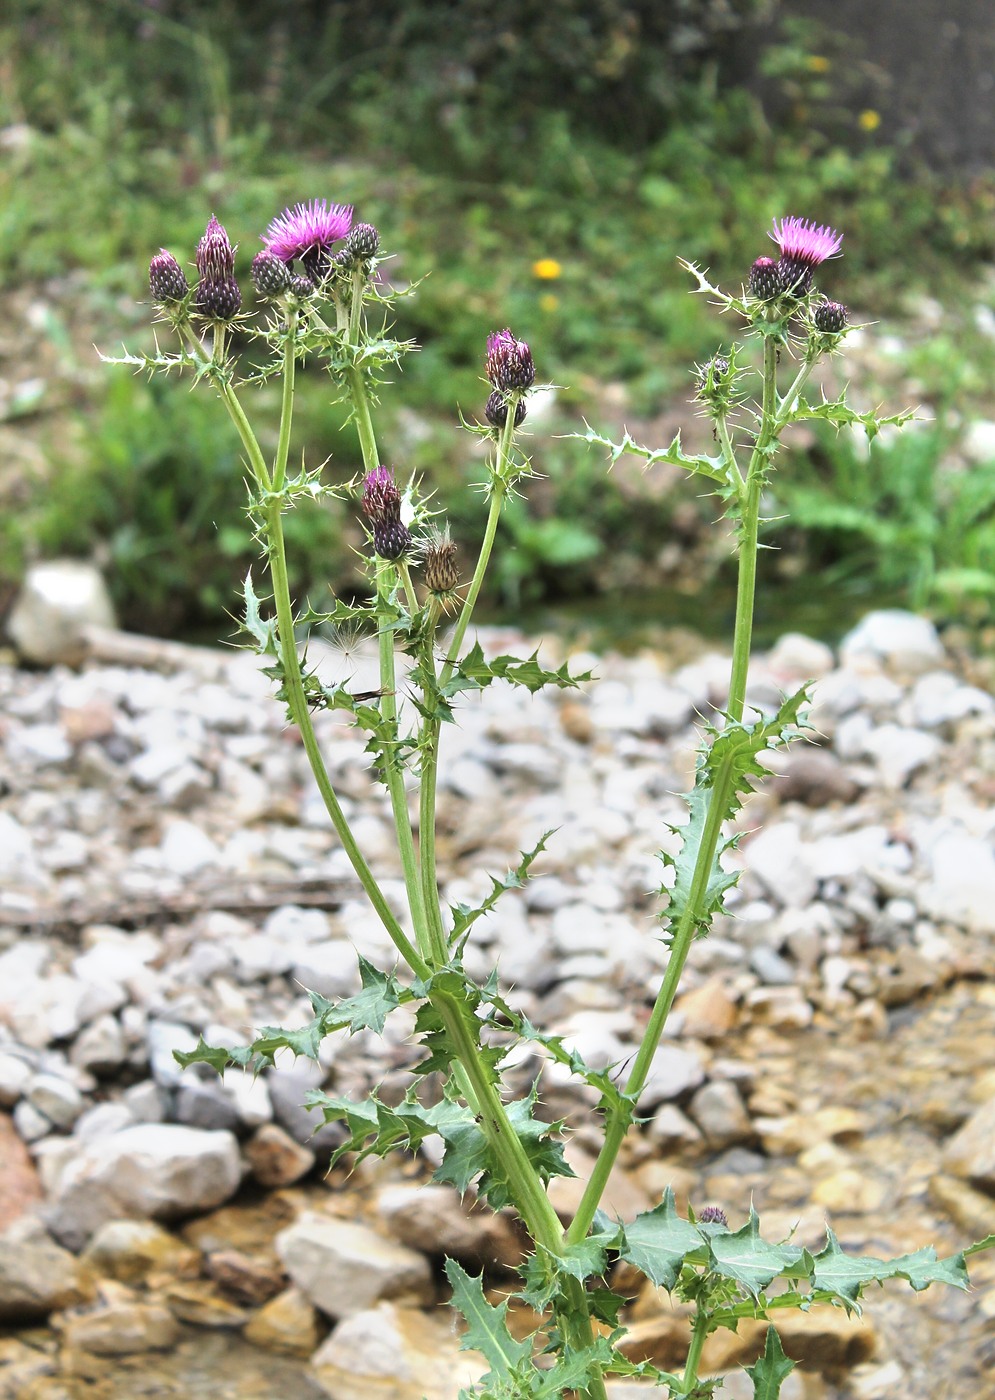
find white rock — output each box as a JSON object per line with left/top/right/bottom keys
{"left": 262, "top": 904, "right": 332, "bottom": 944}
{"left": 70, "top": 1014, "right": 127, "bottom": 1074}
{"left": 292, "top": 941, "right": 359, "bottom": 998}
{"left": 840, "top": 610, "right": 944, "bottom": 674}
{"left": 146, "top": 1021, "right": 199, "bottom": 1088}
{"left": 158, "top": 820, "right": 221, "bottom": 876}
{"left": 7, "top": 723, "right": 72, "bottom": 765}
{"left": 919, "top": 831, "right": 995, "bottom": 934}
{"left": 24, "top": 1071, "right": 85, "bottom": 1129}
{"left": 909, "top": 671, "right": 994, "bottom": 728}
{"left": 962, "top": 419, "right": 995, "bottom": 463}
{"left": 0, "top": 813, "right": 39, "bottom": 882}
{"left": 0, "top": 1049, "right": 33, "bottom": 1105}
{"left": 741, "top": 822, "right": 818, "bottom": 907}
{"left": 13, "top": 1098, "right": 52, "bottom": 1142}
{"left": 862, "top": 724, "right": 939, "bottom": 787}
{"left": 311, "top": 1301, "right": 485, "bottom": 1400}
{"left": 47, "top": 1123, "right": 242, "bottom": 1249}
{"left": 6, "top": 559, "right": 116, "bottom": 665}
{"left": 766, "top": 632, "right": 835, "bottom": 681}
{"left": 275, "top": 1212, "right": 432, "bottom": 1318}
{"left": 638, "top": 1044, "right": 706, "bottom": 1108}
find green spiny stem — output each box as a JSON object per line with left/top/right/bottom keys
{"left": 567, "top": 332, "right": 781, "bottom": 1248}
{"left": 272, "top": 307, "right": 298, "bottom": 492}
{"left": 264, "top": 501, "right": 427, "bottom": 977}
{"left": 348, "top": 365, "right": 380, "bottom": 467}
{"left": 681, "top": 1303, "right": 711, "bottom": 1395}
{"left": 180, "top": 324, "right": 272, "bottom": 491}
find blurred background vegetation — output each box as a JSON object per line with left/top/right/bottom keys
{"left": 2, "top": 0, "right": 995, "bottom": 645}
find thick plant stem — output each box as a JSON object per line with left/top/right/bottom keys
{"left": 567, "top": 335, "right": 779, "bottom": 1248}
{"left": 681, "top": 1304, "right": 711, "bottom": 1394}
{"left": 272, "top": 308, "right": 298, "bottom": 492}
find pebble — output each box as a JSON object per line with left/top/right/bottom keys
{"left": 311, "top": 1301, "right": 485, "bottom": 1400}
{"left": 275, "top": 1212, "right": 433, "bottom": 1318}
{"left": 6, "top": 559, "right": 116, "bottom": 666}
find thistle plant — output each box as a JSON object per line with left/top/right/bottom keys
{"left": 106, "top": 208, "right": 993, "bottom": 1399}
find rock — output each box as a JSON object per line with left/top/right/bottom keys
{"left": 919, "top": 832, "right": 995, "bottom": 935}
{"left": 175, "top": 1078, "right": 242, "bottom": 1133}
{"left": 743, "top": 986, "right": 813, "bottom": 1031}
{"left": 687, "top": 1081, "right": 753, "bottom": 1148}
{"left": 267, "top": 1069, "right": 342, "bottom": 1156}
{"left": 637, "top": 1044, "right": 706, "bottom": 1108}
{"left": 942, "top": 1098, "right": 995, "bottom": 1190}
{"left": 47, "top": 1124, "right": 243, "bottom": 1250}
{"left": 69, "top": 1014, "right": 127, "bottom": 1075}
{"left": 910, "top": 670, "right": 994, "bottom": 728}
{"left": 243, "top": 1285, "right": 324, "bottom": 1356}
{"left": 773, "top": 1305, "right": 876, "bottom": 1368}
{"left": 0, "top": 1113, "right": 43, "bottom": 1228}
{"left": 766, "top": 632, "right": 835, "bottom": 682}
{"left": 376, "top": 1183, "right": 524, "bottom": 1271}
{"left": 862, "top": 723, "right": 939, "bottom": 787}
{"left": 13, "top": 1098, "right": 53, "bottom": 1142}
{"left": 157, "top": 819, "right": 221, "bottom": 876}
{"left": 244, "top": 1123, "right": 316, "bottom": 1187}
{"left": 0, "top": 1218, "right": 94, "bottom": 1321}
{"left": 24, "top": 1072, "right": 85, "bottom": 1130}
{"left": 646, "top": 1105, "right": 703, "bottom": 1153}
{"left": 81, "top": 1219, "right": 201, "bottom": 1286}
{"left": 147, "top": 1019, "right": 199, "bottom": 1088}
{"left": 310, "top": 1301, "right": 485, "bottom": 1400}
{"left": 768, "top": 748, "right": 861, "bottom": 807}
{"left": 275, "top": 1212, "right": 433, "bottom": 1319}
{"left": 163, "top": 1279, "right": 250, "bottom": 1328}
{"left": 0, "top": 1048, "right": 33, "bottom": 1106}
{"left": 205, "top": 1249, "right": 286, "bottom": 1306}
{"left": 55, "top": 1294, "right": 180, "bottom": 1355}
{"left": 741, "top": 823, "right": 817, "bottom": 907}
{"left": 673, "top": 980, "right": 738, "bottom": 1039}
{"left": 929, "top": 1173, "right": 995, "bottom": 1237}
{"left": 840, "top": 610, "right": 944, "bottom": 675}
{"left": 6, "top": 560, "right": 116, "bottom": 666}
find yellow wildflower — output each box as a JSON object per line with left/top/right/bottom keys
{"left": 539, "top": 294, "right": 560, "bottom": 314}
{"left": 858, "top": 109, "right": 881, "bottom": 132}
{"left": 806, "top": 55, "right": 830, "bottom": 73}
{"left": 532, "top": 258, "right": 562, "bottom": 281}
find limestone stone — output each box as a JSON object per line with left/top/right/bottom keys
{"left": 929, "top": 1172, "right": 995, "bottom": 1237}
{"left": 205, "top": 1248, "right": 286, "bottom": 1306}
{"left": 275, "top": 1212, "right": 433, "bottom": 1319}
{"left": 942, "top": 1097, "right": 995, "bottom": 1190}
{"left": 310, "top": 1301, "right": 486, "bottom": 1400}
{"left": 56, "top": 1297, "right": 180, "bottom": 1355}
{"left": 243, "top": 1285, "right": 324, "bottom": 1355}
{"left": 840, "top": 610, "right": 944, "bottom": 675}
{"left": 637, "top": 1044, "right": 707, "bottom": 1108}
{"left": 6, "top": 560, "right": 116, "bottom": 666}
{"left": 673, "top": 979, "right": 738, "bottom": 1039}
{"left": 0, "top": 1218, "right": 94, "bottom": 1321}
{"left": 687, "top": 1080, "right": 753, "bottom": 1148}
{"left": 81, "top": 1219, "right": 201, "bottom": 1286}
{"left": 47, "top": 1124, "right": 243, "bottom": 1249}
{"left": 244, "top": 1123, "right": 316, "bottom": 1187}
{"left": 376, "top": 1183, "right": 524, "bottom": 1271}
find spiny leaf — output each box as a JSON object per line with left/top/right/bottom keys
{"left": 446, "top": 642, "right": 591, "bottom": 699}
{"left": 786, "top": 392, "right": 918, "bottom": 443}
{"left": 660, "top": 688, "right": 809, "bottom": 938}
{"left": 572, "top": 420, "right": 728, "bottom": 485}
{"left": 242, "top": 571, "right": 279, "bottom": 655}
{"left": 706, "top": 1209, "right": 805, "bottom": 1297}
{"left": 811, "top": 1228, "right": 969, "bottom": 1305}
{"left": 744, "top": 1326, "right": 795, "bottom": 1399}
{"left": 620, "top": 1188, "right": 707, "bottom": 1289}
{"left": 449, "top": 833, "right": 554, "bottom": 951}
{"left": 445, "top": 1261, "right": 533, "bottom": 1380}
{"left": 173, "top": 1037, "right": 239, "bottom": 1076}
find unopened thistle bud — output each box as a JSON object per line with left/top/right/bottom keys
{"left": 696, "top": 356, "right": 730, "bottom": 396}
{"left": 814, "top": 300, "right": 848, "bottom": 334}
{"left": 373, "top": 517, "right": 412, "bottom": 561}
{"left": 195, "top": 215, "right": 241, "bottom": 321}
{"left": 345, "top": 222, "right": 380, "bottom": 260}
{"left": 698, "top": 1205, "right": 728, "bottom": 1227}
{"left": 424, "top": 531, "right": 459, "bottom": 595}
{"left": 485, "top": 329, "right": 535, "bottom": 393}
{"left": 251, "top": 250, "right": 292, "bottom": 299}
{"left": 748, "top": 256, "right": 781, "bottom": 301}
{"left": 288, "top": 275, "right": 315, "bottom": 298}
{"left": 149, "top": 250, "right": 189, "bottom": 305}
{"left": 484, "top": 390, "right": 527, "bottom": 430}
{"left": 362, "top": 466, "right": 402, "bottom": 523}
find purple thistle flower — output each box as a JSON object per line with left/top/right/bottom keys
{"left": 196, "top": 215, "right": 236, "bottom": 283}
{"left": 698, "top": 1205, "right": 728, "bottom": 1228}
{"left": 149, "top": 249, "right": 189, "bottom": 305}
{"left": 484, "top": 390, "right": 527, "bottom": 430}
{"left": 769, "top": 216, "right": 843, "bottom": 297}
{"left": 263, "top": 200, "right": 354, "bottom": 280}
{"left": 373, "top": 517, "right": 412, "bottom": 561}
{"left": 362, "top": 466, "right": 402, "bottom": 524}
{"left": 485, "top": 329, "right": 535, "bottom": 393}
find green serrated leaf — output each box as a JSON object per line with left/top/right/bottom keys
{"left": 449, "top": 833, "right": 554, "bottom": 951}
{"left": 811, "top": 1228, "right": 969, "bottom": 1304}
{"left": 707, "top": 1210, "right": 805, "bottom": 1297}
{"left": 620, "top": 1188, "right": 707, "bottom": 1289}
{"left": 787, "top": 392, "right": 917, "bottom": 443}
{"left": 173, "top": 1037, "right": 236, "bottom": 1076}
{"left": 446, "top": 643, "right": 591, "bottom": 700}
{"left": 744, "top": 1326, "right": 795, "bottom": 1399}
{"left": 242, "top": 571, "right": 279, "bottom": 656}
{"left": 445, "top": 1260, "right": 533, "bottom": 1381}
{"left": 573, "top": 418, "right": 729, "bottom": 485}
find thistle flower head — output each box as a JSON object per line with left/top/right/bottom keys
{"left": 769, "top": 217, "right": 843, "bottom": 267}
{"left": 748, "top": 256, "right": 781, "bottom": 301}
{"left": 814, "top": 300, "right": 849, "bottom": 334}
{"left": 263, "top": 200, "right": 354, "bottom": 278}
{"left": 251, "top": 250, "right": 292, "bottom": 299}
{"left": 485, "top": 329, "right": 535, "bottom": 393}
{"left": 362, "top": 466, "right": 402, "bottom": 523}
{"left": 373, "top": 517, "right": 412, "bottom": 561}
{"left": 698, "top": 1205, "right": 728, "bottom": 1228}
{"left": 484, "top": 389, "right": 528, "bottom": 431}
{"left": 345, "top": 223, "right": 380, "bottom": 260}
{"left": 770, "top": 217, "right": 843, "bottom": 297}
{"left": 196, "top": 215, "right": 236, "bottom": 283}
{"left": 149, "top": 249, "right": 189, "bottom": 305}
{"left": 424, "top": 528, "right": 460, "bottom": 597}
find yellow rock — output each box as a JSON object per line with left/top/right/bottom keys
{"left": 244, "top": 1285, "right": 325, "bottom": 1357}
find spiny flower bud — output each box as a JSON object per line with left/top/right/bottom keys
{"left": 149, "top": 250, "right": 189, "bottom": 304}
{"left": 698, "top": 1205, "right": 728, "bottom": 1227}
{"left": 362, "top": 466, "right": 402, "bottom": 523}
{"left": 251, "top": 250, "right": 292, "bottom": 298}
{"left": 373, "top": 517, "right": 412, "bottom": 561}
{"left": 196, "top": 215, "right": 236, "bottom": 284}
{"left": 345, "top": 222, "right": 380, "bottom": 259}
{"left": 484, "top": 390, "right": 528, "bottom": 430}
{"left": 748, "top": 256, "right": 781, "bottom": 301}
{"left": 696, "top": 356, "right": 730, "bottom": 395}
{"left": 424, "top": 531, "right": 459, "bottom": 594}
{"left": 814, "top": 300, "right": 848, "bottom": 334}
{"left": 485, "top": 329, "right": 535, "bottom": 393}
{"left": 195, "top": 215, "right": 240, "bottom": 321}
{"left": 289, "top": 275, "right": 315, "bottom": 298}
{"left": 195, "top": 277, "right": 242, "bottom": 322}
